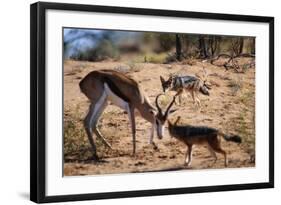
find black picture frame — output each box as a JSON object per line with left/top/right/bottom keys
{"left": 30, "top": 1, "right": 274, "bottom": 203}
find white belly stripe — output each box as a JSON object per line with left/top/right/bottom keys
{"left": 104, "top": 83, "right": 128, "bottom": 111}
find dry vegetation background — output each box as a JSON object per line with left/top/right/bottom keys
{"left": 63, "top": 29, "right": 255, "bottom": 176}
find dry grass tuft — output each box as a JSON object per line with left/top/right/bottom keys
{"left": 228, "top": 77, "right": 243, "bottom": 95}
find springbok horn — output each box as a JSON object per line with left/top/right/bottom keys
{"left": 155, "top": 94, "right": 164, "bottom": 114}
{"left": 164, "top": 93, "right": 178, "bottom": 118}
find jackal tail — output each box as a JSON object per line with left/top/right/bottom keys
{"left": 218, "top": 131, "right": 242, "bottom": 144}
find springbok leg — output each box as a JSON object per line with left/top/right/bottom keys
{"left": 149, "top": 121, "right": 158, "bottom": 150}
{"left": 91, "top": 98, "right": 112, "bottom": 149}
{"left": 127, "top": 105, "right": 136, "bottom": 155}
{"left": 84, "top": 103, "right": 99, "bottom": 159}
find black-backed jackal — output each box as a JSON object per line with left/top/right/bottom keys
{"left": 160, "top": 68, "right": 211, "bottom": 106}
{"left": 168, "top": 116, "right": 242, "bottom": 167}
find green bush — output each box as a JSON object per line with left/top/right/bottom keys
{"left": 144, "top": 53, "right": 167, "bottom": 64}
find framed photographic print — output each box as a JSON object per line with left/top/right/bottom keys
{"left": 30, "top": 1, "right": 274, "bottom": 203}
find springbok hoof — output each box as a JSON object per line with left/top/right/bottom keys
{"left": 151, "top": 142, "right": 159, "bottom": 150}
{"left": 153, "top": 144, "right": 159, "bottom": 150}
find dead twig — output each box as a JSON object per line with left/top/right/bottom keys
{"left": 210, "top": 53, "right": 255, "bottom": 73}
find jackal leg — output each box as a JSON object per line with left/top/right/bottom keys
{"left": 214, "top": 147, "right": 227, "bottom": 167}
{"left": 207, "top": 144, "right": 217, "bottom": 165}
{"left": 176, "top": 89, "right": 183, "bottom": 105}
{"left": 185, "top": 144, "right": 193, "bottom": 166}
{"left": 194, "top": 92, "right": 201, "bottom": 107}
{"left": 191, "top": 91, "right": 195, "bottom": 104}
{"left": 209, "top": 138, "right": 228, "bottom": 167}
{"left": 190, "top": 91, "right": 201, "bottom": 109}
{"left": 178, "top": 93, "right": 182, "bottom": 105}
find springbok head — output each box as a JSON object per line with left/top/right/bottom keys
{"left": 154, "top": 93, "right": 178, "bottom": 139}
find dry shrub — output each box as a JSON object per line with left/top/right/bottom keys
{"left": 228, "top": 77, "right": 243, "bottom": 95}
{"left": 126, "top": 61, "right": 143, "bottom": 72}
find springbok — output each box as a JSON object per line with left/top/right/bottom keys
{"left": 79, "top": 69, "right": 176, "bottom": 160}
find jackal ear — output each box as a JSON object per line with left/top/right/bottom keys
{"left": 174, "top": 116, "right": 181, "bottom": 125}
{"left": 160, "top": 76, "right": 165, "bottom": 84}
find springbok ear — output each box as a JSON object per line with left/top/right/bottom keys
{"left": 168, "top": 109, "right": 178, "bottom": 114}
{"left": 149, "top": 109, "right": 157, "bottom": 116}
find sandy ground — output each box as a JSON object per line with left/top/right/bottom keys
{"left": 63, "top": 58, "right": 255, "bottom": 176}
